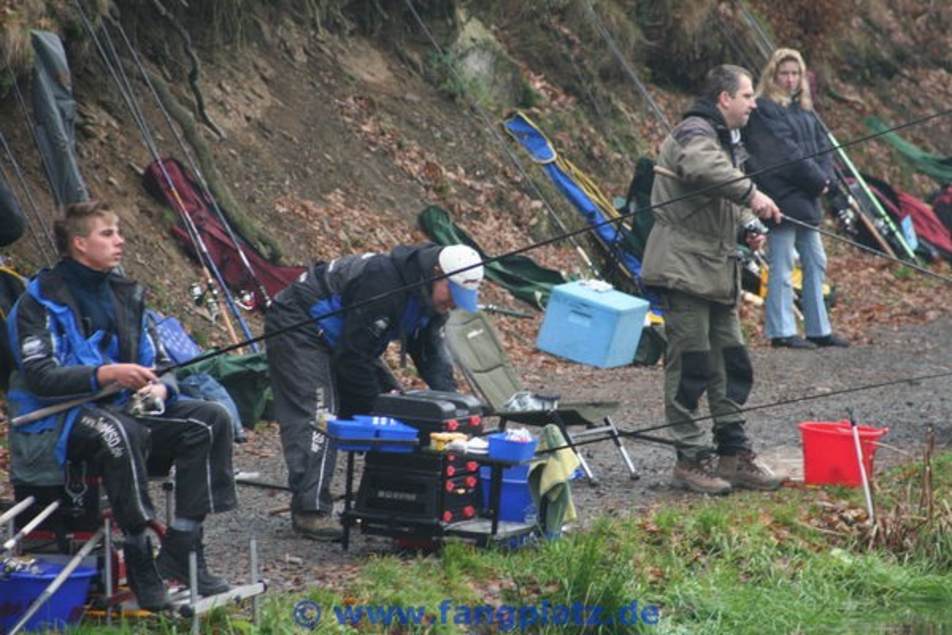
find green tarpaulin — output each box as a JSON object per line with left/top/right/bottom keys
{"left": 178, "top": 351, "right": 272, "bottom": 427}
{"left": 866, "top": 117, "right": 952, "bottom": 184}
{"left": 418, "top": 205, "right": 569, "bottom": 309}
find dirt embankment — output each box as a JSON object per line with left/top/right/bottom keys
{"left": 1, "top": 0, "right": 950, "bottom": 594}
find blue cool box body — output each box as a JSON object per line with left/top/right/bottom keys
{"left": 536, "top": 281, "right": 649, "bottom": 368}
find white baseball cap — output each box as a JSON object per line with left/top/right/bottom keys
{"left": 438, "top": 245, "right": 484, "bottom": 312}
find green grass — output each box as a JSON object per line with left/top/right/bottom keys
{"left": 67, "top": 452, "right": 952, "bottom": 633}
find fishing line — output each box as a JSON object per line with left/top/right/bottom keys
{"left": 72, "top": 0, "right": 258, "bottom": 350}
{"left": 22, "top": 4, "right": 951, "bottom": 422}
{"left": 106, "top": 14, "right": 274, "bottom": 308}
{"left": 533, "top": 368, "right": 952, "bottom": 457}
{"left": 0, "top": 131, "right": 56, "bottom": 265}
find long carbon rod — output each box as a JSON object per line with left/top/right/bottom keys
{"left": 107, "top": 16, "right": 273, "bottom": 307}
{"left": 400, "top": 0, "right": 600, "bottom": 278}
{"left": 0, "top": 137, "right": 55, "bottom": 265}
{"left": 72, "top": 0, "right": 258, "bottom": 349}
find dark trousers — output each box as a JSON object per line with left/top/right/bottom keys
{"left": 266, "top": 314, "right": 337, "bottom": 514}
{"left": 661, "top": 289, "right": 754, "bottom": 460}
{"left": 66, "top": 398, "right": 236, "bottom": 532}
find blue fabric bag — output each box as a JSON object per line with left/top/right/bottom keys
{"left": 178, "top": 372, "right": 246, "bottom": 442}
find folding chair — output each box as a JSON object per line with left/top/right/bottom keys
{"left": 444, "top": 310, "right": 637, "bottom": 483}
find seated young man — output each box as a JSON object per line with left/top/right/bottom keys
{"left": 6, "top": 200, "right": 237, "bottom": 610}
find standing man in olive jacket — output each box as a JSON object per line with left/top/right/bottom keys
{"left": 641, "top": 65, "right": 783, "bottom": 495}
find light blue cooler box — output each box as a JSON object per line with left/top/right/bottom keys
{"left": 536, "top": 281, "right": 649, "bottom": 368}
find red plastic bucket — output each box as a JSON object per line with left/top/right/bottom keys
{"left": 798, "top": 421, "right": 888, "bottom": 487}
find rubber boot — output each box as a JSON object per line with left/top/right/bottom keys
{"left": 195, "top": 528, "right": 230, "bottom": 595}
{"left": 123, "top": 535, "right": 172, "bottom": 611}
{"left": 156, "top": 527, "right": 229, "bottom": 596}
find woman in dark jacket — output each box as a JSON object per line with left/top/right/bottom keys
{"left": 744, "top": 48, "right": 847, "bottom": 349}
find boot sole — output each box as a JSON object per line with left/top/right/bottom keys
{"left": 671, "top": 476, "right": 732, "bottom": 496}
{"left": 293, "top": 527, "right": 344, "bottom": 542}
{"left": 156, "top": 554, "right": 230, "bottom": 596}
{"left": 729, "top": 480, "right": 783, "bottom": 491}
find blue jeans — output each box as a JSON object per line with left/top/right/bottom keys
{"left": 764, "top": 223, "right": 831, "bottom": 339}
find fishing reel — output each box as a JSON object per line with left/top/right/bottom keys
{"left": 127, "top": 389, "right": 166, "bottom": 417}
{"left": 825, "top": 184, "right": 858, "bottom": 235}
{"left": 742, "top": 217, "right": 770, "bottom": 240}
{"left": 189, "top": 281, "right": 221, "bottom": 322}
{"left": 235, "top": 290, "right": 256, "bottom": 311}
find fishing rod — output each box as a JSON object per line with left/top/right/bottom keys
{"left": 732, "top": 0, "right": 919, "bottom": 261}
{"left": 71, "top": 0, "right": 258, "bottom": 351}
{"left": 106, "top": 15, "right": 274, "bottom": 309}
{"left": 399, "top": 0, "right": 601, "bottom": 281}
{"left": 1, "top": 58, "right": 59, "bottom": 263}
{"left": 582, "top": 0, "right": 673, "bottom": 133}
{"left": 95, "top": 26, "right": 262, "bottom": 346}
{"left": 652, "top": 164, "right": 952, "bottom": 285}
{"left": 529, "top": 367, "right": 952, "bottom": 458}
{"left": 12, "top": 107, "right": 952, "bottom": 426}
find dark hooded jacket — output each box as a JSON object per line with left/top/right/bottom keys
{"left": 0, "top": 171, "right": 26, "bottom": 247}
{"left": 266, "top": 242, "right": 455, "bottom": 414}
{"left": 743, "top": 94, "right": 832, "bottom": 226}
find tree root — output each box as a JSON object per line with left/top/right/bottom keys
{"left": 122, "top": 57, "right": 282, "bottom": 261}
{"left": 150, "top": 0, "right": 226, "bottom": 140}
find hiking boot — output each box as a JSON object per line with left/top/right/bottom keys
{"left": 123, "top": 535, "right": 172, "bottom": 612}
{"left": 672, "top": 458, "right": 732, "bottom": 495}
{"left": 156, "top": 528, "right": 230, "bottom": 596}
{"left": 807, "top": 333, "right": 849, "bottom": 348}
{"left": 770, "top": 336, "right": 817, "bottom": 349}
{"left": 718, "top": 451, "right": 782, "bottom": 491}
{"left": 292, "top": 510, "right": 343, "bottom": 542}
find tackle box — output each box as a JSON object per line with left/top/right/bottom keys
{"left": 372, "top": 391, "right": 484, "bottom": 442}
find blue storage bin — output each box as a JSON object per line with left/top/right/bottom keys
{"left": 536, "top": 280, "right": 649, "bottom": 368}
{"left": 0, "top": 559, "right": 96, "bottom": 632}
{"left": 488, "top": 433, "right": 538, "bottom": 463}
{"left": 479, "top": 466, "right": 536, "bottom": 523}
